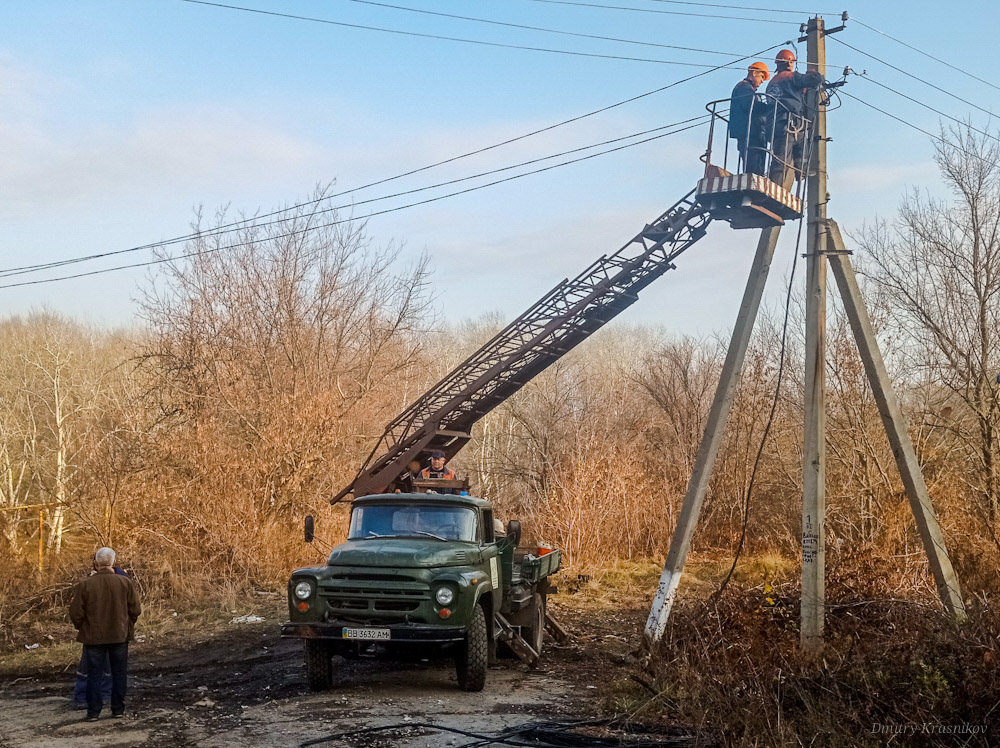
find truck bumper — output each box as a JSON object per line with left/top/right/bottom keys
{"left": 281, "top": 621, "right": 466, "bottom": 643}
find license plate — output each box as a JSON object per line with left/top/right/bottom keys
{"left": 343, "top": 627, "right": 391, "bottom": 641}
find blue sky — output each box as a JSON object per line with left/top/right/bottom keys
{"left": 1, "top": 0, "right": 997, "bottom": 335}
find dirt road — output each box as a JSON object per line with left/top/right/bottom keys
{"left": 0, "top": 599, "right": 643, "bottom": 748}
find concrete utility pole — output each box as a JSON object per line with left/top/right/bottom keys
{"left": 801, "top": 16, "right": 828, "bottom": 655}
{"left": 645, "top": 13, "right": 966, "bottom": 650}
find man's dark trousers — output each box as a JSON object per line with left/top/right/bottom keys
{"left": 85, "top": 642, "right": 127, "bottom": 717}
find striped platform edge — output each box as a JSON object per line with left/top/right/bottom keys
{"left": 696, "top": 173, "right": 802, "bottom": 216}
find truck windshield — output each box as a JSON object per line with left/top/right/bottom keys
{"left": 349, "top": 505, "right": 478, "bottom": 542}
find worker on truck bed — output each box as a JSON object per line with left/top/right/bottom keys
{"left": 420, "top": 449, "right": 459, "bottom": 494}
{"left": 766, "top": 49, "right": 824, "bottom": 186}
{"left": 728, "top": 61, "right": 770, "bottom": 175}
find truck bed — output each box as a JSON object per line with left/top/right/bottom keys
{"left": 512, "top": 548, "right": 562, "bottom": 585}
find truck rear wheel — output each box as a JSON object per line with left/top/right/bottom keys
{"left": 304, "top": 639, "right": 332, "bottom": 691}
{"left": 523, "top": 593, "right": 545, "bottom": 656}
{"left": 456, "top": 604, "right": 488, "bottom": 691}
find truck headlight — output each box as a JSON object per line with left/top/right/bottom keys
{"left": 294, "top": 580, "right": 314, "bottom": 600}
{"left": 434, "top": 586, "right": 455, "bottom": 606}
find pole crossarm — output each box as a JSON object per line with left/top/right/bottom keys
{"left": 335, "top": 191, "right": 713, "bottom": 502}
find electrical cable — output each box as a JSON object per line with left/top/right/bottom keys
{"left": 299, "top": 721, "right": 527, "bottom": 748}
{"left": 852, "top": 73, "right": 1000, "bottom": 145}
{"left": 340, "top": 0, "right": 752, "bottom": 57}
{"left": 299, "top": 717, "right": 703, "bottom": 748}
{"left": 178, "top": 0, "right": 756, "bottom": 68}
{"left": 0, "top": 118, "right": 711, "bottom": 290}
{"left": 828, "top": 36, "right": 997, "bottom": 120}
{"left": 852, "top": 17, "right": 1000, "bottom": 94}
{"left": 839, "top": 90, "right": 996, "bottom": 168}
{"left": 1, "top": 40, "right": 784, "bottom": 281}
{"left": 0, "top": 115, "right": 712, "bottom": 281}
{"left": 641, "top": 0, "right": 838, "bottom": 13}
{"left": 519, "top": 0, "right": 798, "bottom": 24}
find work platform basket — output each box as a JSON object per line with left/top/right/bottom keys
{"left": 694, "top": 94, "right": 810, "bottom": 229}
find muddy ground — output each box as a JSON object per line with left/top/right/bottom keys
{"left": 0, "top": 597, "right": 655, "bottom": 748}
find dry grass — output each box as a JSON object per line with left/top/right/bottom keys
{"left": 580, "top": 554, "right": 999, "bottom": 747}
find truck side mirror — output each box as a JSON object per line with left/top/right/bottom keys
{"left": 506, "top": 520, "right": 521, "bottom": 547}
{"left": 304, "top": 515, "right": 315, "bottom": 544}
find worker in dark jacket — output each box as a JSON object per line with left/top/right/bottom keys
{"left": 68, "top": 547, "right": 141, "bottom": 721}
{"left": 728, "top": 61, "right": 770, "bottom": 175}
{"left": 766, "top": 49, "right": 824, "bottom": 185}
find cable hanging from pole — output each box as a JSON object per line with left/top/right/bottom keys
{"left": 178, "top": 0, "right": 763, "bottom": 67}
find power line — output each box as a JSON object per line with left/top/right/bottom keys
{"left": 853, "top": 17, "right": 1000, "bottom": 94}
{"left": 178, "top": 0, "right": 755, "bottom": 68}
{"left": 341, "top": 0, "right": 750, "bottom": 57}
{"left": 10, "top": 1, "right": 781, "bottom": 280}
{"left": 839, "top": 90, "right": 996, "bottom": 167}
{"left": 0, "top": 118, "right": 711, "bottom": 290}
{"left": 639, "top": 0, "right": 839, "bottom": 13}
{"left": 519, "top": 0, "right": 798, "bottom": 24}
{"left": 828, "top": 36, "right": 996, "bottom": 120}
{"left": 3, "top": 41, "right": 782, "bottom": 280}
{"left": 853, "top": 73, "right": 1000, "bottom": 145}
{"left": 0, "top": 115, "right": 711, "bottom": 280}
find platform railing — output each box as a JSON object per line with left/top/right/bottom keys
{"left": 702, "top": 95, "right": 813, "bottom": 186}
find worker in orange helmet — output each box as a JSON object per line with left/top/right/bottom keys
{"left": 728, "top": 61, "right": 770, "bottom": 175}
{"left": 765, "top": 48, "right": 824, "bottom": 185}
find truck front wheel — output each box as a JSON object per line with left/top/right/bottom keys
{"left": 456, "top": 604, "right": 488, "bottom": 691}
{"left": 304, "top": 639, "right": 333, "bottom": 691}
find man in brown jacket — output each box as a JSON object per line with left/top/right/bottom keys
{"left": 69, "top": 547, "right": 141, "bottom": 721}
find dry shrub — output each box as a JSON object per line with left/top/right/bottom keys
{"left": 636, "top": 556, "right": 999, "bottom": 747}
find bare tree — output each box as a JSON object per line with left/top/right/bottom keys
{"left": 134, "top": 189, "right": 433, "bottom": 579}
{"left": 0, "top": 314, "right": 106, "bottom": 555}
{"left": 857, "top": 123, "right": 1000, "bottom": 528}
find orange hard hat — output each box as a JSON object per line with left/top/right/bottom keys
{"left": 775, "top": 49, "right": 796, "bottom": 63}
{"left": 748, "top": 61, "right": 770, "bottom": 80}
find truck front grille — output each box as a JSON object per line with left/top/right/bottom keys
{"left": 332, "top": 573, "right": 417, "bottom": 583}
{"left": 332, "top": 599, "right": 368, "bottom": 610}
{"left": 319, "top": 575, "right": 430, "bottom": 619}
{"left": 373, "top": 601, "right": 420, "bottom": 612}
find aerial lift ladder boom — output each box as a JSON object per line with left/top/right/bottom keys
{"left": 333, "top": 192, "right": 715, "bottom": 501}
{"left": 333, "top": 98, "right": 806, "bottom": 503}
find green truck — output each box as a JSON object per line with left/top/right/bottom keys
{"left": 281, "top": 490, "right": 563, "bottom": 691}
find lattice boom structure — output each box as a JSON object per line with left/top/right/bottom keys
{"left": 333, "top": 190, "right": 712, "bottom": 502}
